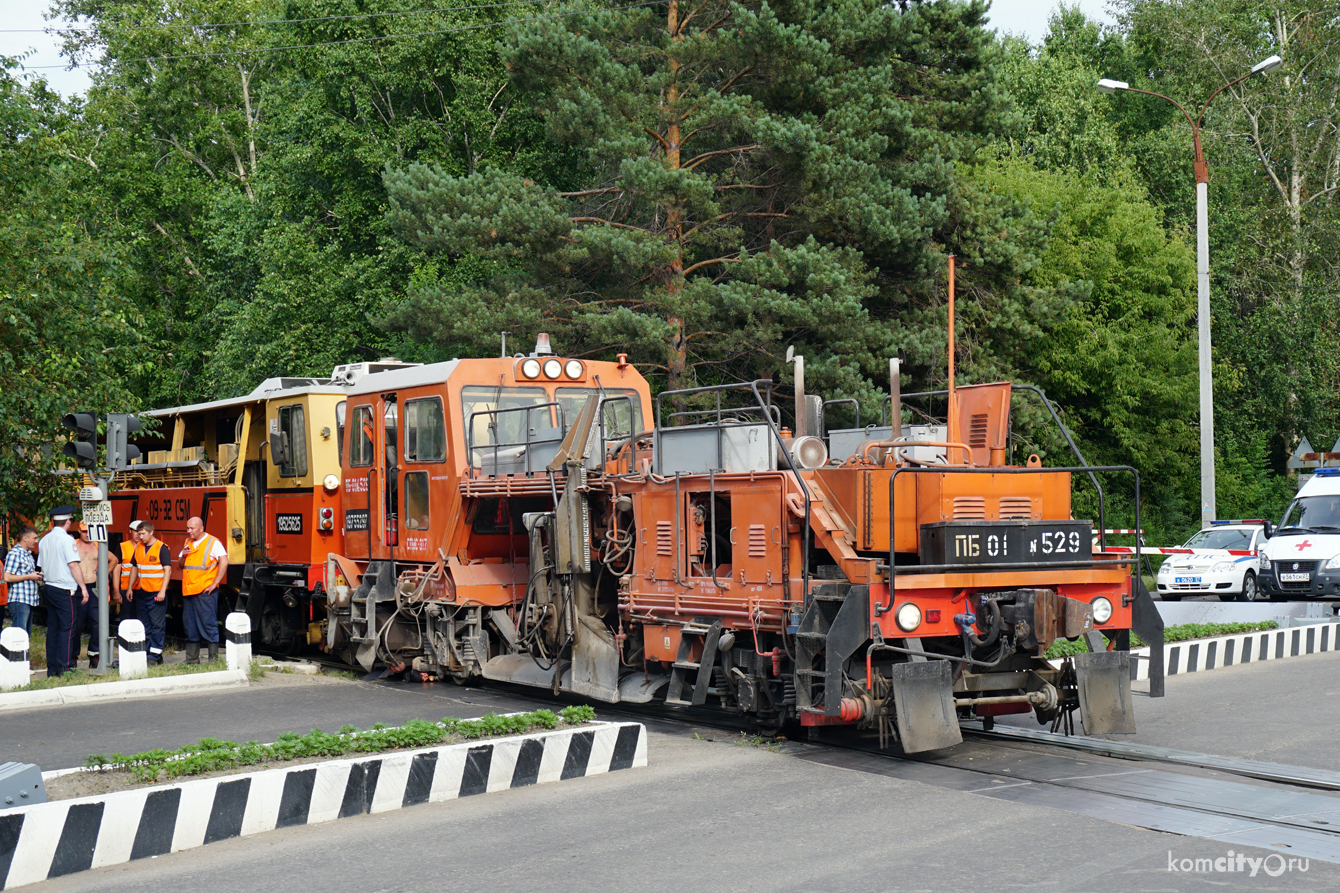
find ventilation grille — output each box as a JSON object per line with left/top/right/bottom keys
{"left": 748, "top": 524, "right": 768, "bottom": 558}
{"left": 968, "top": 413, "right": 989, "bottom": 449}
{"left": 999, "top": 496, "right": 1034, "bottom": 519}
{"left": 952, "top": 496, "right": 987, "bottom": 519}
{"left": 656, "top": 521, "right": 673, "bottom": 556}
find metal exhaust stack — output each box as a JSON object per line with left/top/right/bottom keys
{"left": 889, "top": 357, "right": 901, "bottom": 433}
{"left": 786, "top": 345, "right": 806, "bottom": 437}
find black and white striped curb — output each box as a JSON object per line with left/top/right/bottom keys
{"left": 1130, "top": 621, "right": 1340, "bottom": 680}
{"left": 0, "top": 722, "right": 646, "bottom": 890}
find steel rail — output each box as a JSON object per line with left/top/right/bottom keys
{"left": 965, "top": 723, "right": 1340, "bottom": 792}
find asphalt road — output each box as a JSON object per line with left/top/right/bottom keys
{"left": 27, "top": 724, "right": 1339, "bottom": 893}
{"left": 9, "top": 651, "right": 1340, "bottom": 891}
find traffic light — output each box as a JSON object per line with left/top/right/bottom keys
{"left": 106, "top": 413, "right": 142, "bottom": 470}
{"left": 61, "top": 412, "right": 98, "bottom": 469}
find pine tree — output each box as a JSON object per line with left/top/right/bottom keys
{"left": 385, "top": 0, "right": 1055, "bottom": 403}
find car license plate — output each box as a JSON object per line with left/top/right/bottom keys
{"left": 1280, "top": 572, "right": 1310, "bottom": 583}
{"left": 1174, "top": 576, "right": 1202, "bottom": 584}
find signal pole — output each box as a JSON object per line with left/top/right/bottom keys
{"left": 66, "top": 412, "right": 142, "bottom": 674}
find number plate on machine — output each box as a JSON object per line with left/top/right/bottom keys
{"left": 1174, "top": 576, "right": 1202, "bottom": 585}
{"left": 1279, "top": 572, "right": 1310, "bottom": 583}
{"left": 919, "top": 520, "right": 1093, "bottom": 566}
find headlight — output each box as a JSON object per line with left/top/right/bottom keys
{"left": 1157, "top": 562, "right": 1171, "bottom": 576}
{"left": 1259, "top": 554, "right": 1271, "bottom": 570}
{"left": 322, "top": 474, "right": 340, "bottom": 492}
{"left": 542, "top": 358, "right": 563, "bottom": 379}
{"left": 520, "top": 358, "right": 541, "bottom": 379}
{"left": 1091, "top": 597, "right": 1113, "bottom": 624}
{"left": 895, "top": 603, "right": 922, "bottom": 632}
{"left": 1325, "top": 554, "right": 1340, "bottom": 571}
{"left": 1211, "top": 561, "right": 1235, "bottom": 573}
{"left": 564, "top": 359, "right": 584, "bottom": 379}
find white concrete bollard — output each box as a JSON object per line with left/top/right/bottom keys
{"left": 117, "top": 619, "right": 148, "bottom": 680}
{"left": 0, "top": 627, "right": 32, "bottom": 691}
{"left": 225, "top": 612, "right": 252, "bottom": 671}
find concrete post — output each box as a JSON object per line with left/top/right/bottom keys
{"left": 117, "top": 619, "right": 148, "bottom": 680}
{"left": 225, "top": 612, "right": 252, "bottom": 671}
{"left": 0, "top": 627, "right": 32, "bottom": 691}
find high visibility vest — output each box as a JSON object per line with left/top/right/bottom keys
{"left": 135, "top": 541, "right": 166, "bottom": 592}
{"left": 119, "top": 540, "right": 137, "bottom": 589}
{"left": 181, "top": 534, "right": 222, "bottom": 596}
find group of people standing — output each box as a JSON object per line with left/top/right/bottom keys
{"left": 2, "top": 507, "right": 228, "bottom": 677}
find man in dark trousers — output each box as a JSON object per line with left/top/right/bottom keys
{"left": 179, "top": 516, "right": 228, "bottom": 663}
{"left": 132, "top": 521, "right": 171, "bottom": 665}
{"left": 37, "top": 506, "right": 90, "bottom": 676}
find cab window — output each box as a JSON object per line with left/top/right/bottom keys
{"left": 405, "top": 397, "right": 446, "bottom": 463}
{"left": 336, "top": 401, "right": 347, "bottom": 462}
{"left": 461, "top": 386, "right": 549, "bottom": 448}
{"left": 350, "top": 405, "right": 374, "bottom": 467}
{"left": 277, "top": 404, "right": 308, "bottom": 477}
{"left": 384, "top": 402, "right": 399, "bottom": 468}
{"left": 557, "top": 388, "right": 643, "bottom": 439}
{"left": 404, "top": 472, "right": 430, "bottom": 530}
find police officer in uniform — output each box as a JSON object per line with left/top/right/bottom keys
{"left": 37, "top": 506, "right": 90, "bottom": 676}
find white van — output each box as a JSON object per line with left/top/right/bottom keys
{"left": 1257, "top": 468, "right": 1340, "bottom": 600}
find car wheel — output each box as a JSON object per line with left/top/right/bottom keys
{"left": 1240, "top": 572, "right": 1260, "bottom": 602}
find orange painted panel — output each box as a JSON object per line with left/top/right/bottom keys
{"left": 447, "top": 559, "right": 528, "bottom": 606}
{"left": 643, "top": 624, "right": 681, "bottom": 662}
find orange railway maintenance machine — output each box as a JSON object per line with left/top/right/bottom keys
{"left": 323, "top": 333, "right": 1160, "bottom": 752}
{"left": 108, "top": 360, "right": 417, "bottom": 649}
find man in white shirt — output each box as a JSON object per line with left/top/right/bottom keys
{"left": 38, "top": 506, "right": 90, "bottom": 677}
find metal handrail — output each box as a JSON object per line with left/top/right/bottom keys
{"left": 881, "top": 465, "right": 1141, "bottom": 628}
{"left": 822, "top": 398, "right": 859, "bottom": 431}
{"left": 895, "top": 385, "right": 1109, "bottom": 547}
{"left": 466, "top": 401, "right": 566, "bottom": 475}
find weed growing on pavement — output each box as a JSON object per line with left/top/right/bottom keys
{"left": 85, "top": 705, "right": 599, "bottom": 783}
{"left": 1044, "top": 621, "right": 1281, "bottom": 659}
{"left": 733, "top": 733, "right": 784, "bottom": 752}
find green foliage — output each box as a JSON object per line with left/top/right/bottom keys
{"left": 84, "top": 708, "right": 593, "bottom": 783}
{"left": 971, "top": 155, "right": 1198, "bottom": 539}
{"left": 0, "top": 59, "right": 140, "bottom": 522}
{"left": 384, "top": 0, "right": 1062, "bottom": 411}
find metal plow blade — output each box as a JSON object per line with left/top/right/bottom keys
{"left": 1073, "top": 650, "right": 1136, "bottom": 735}
{"left": 891, "top": 660, "right": 962, "bottom": 753}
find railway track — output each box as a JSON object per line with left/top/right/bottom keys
{"left": 269, "top": 649, "right": 1340, "bottom": 865}
{"left": 799, "top": 722, "right": 1340, "bottom": 865}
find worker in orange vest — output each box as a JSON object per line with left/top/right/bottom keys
{"left": 132, "top": 522, "right": 170, "bottom": 664}
{"left": 117, "top": 520, "right": 142, "bottom": 601}
{"left": 179, "top": 516, "right": 228, "bottom": 664}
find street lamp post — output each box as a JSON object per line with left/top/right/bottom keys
{"left": 1098, "top": 54, "right": 1282, "bottom": 527}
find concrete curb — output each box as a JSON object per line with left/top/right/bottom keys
{"left": 0, "top": 721, "right": 647, "bottom": 890}
{"left": 0, "top": 670, "right": 249, "bottom": 713}
{"left": 1129, "top": 621, "right": 1340, "bottom": 681}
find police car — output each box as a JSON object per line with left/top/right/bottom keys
{"left": 1155, "top": 521, "right": 1266, "bottom": 602}
{"left": 1258, "top": 468, "right": 1340, "bottom": 601}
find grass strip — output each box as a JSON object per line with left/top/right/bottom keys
{"left": 10, "top": 658, "right": 239, "bottom": 692}
{"left": 85, "top": 705, "right": 598, "bottom": 784}
{"left": 1044, "top": 621, "right": 1281, "bottom": 660}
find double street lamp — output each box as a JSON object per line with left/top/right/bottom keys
{"left": 1098, "top": 54, "right": 1282, "bottom": 526}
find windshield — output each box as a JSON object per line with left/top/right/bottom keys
{"left": 557, "top": 388, "right": 643, "bottom": 439}
{"left": 461, "top": 386, "right": 550, "bottom": 448}
{"left": 1183, "top": 528, "right": 1254, "bottom": 550}
{"left": 1277, "top": 496, "right": 1340, "bottom": 533}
